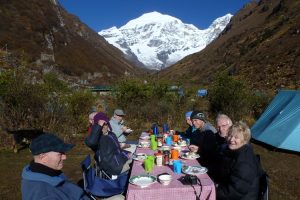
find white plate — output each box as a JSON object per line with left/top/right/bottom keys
{"left": 139, "top": 135, "right": 150, "bottom": 140}
{"left": 182, "top": 165, "right": 208, "bottom": 175}
{"left": 129, "top": 175, "right": 157, "bottom": 188}
{"left": 138, "top": 141, "right": 150, "bottom": 148}
{"left": 180, "top": 153, "right": 200, "bottom": 160}
{"left": 133, "top": 153, "right": 147, "bottom": 161}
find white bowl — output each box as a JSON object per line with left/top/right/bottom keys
{"left": 158, "top": 174, "right": 172, "bottom": 185}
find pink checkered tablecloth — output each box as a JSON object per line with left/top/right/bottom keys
{"left": 126, "top": 134, "right": 216, "bottom": 200}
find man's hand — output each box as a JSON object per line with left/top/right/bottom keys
{"left": 189, "top": 144, "right": 199, "bottom": 152}
{"left": 121, "top": 126, "right": 128, "bottom": 132}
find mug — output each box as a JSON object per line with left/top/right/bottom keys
{"left": 151, "top": 140, "right": 158, "bottom": 150}
{"left": 166, "top": 136, "right": 172, "bottom": 146}
{"left": 144, "top": 159, "right": 153, "bottom": 173}
{"left": 173, "top": 134, "right": 179, "bottom": 142}
{"left": 173, "top": 160, "right": 182, "bottom": 174}
{"left": 171, "top": 149, "right": 179, "bottom": 160}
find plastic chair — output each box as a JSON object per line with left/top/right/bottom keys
{"left": 81, "top": 155, "right": 128, "bottom": 198}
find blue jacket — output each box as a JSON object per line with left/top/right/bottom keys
{"left": 109, "top": 117, "right": 126, "bottom": 142}
{"left": 21, "top": 165, "right": 90, "bottom": 200}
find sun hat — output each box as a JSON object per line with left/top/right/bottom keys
{"left": 190, "top": 111, "right": 206, "bottom": 122}
{"left": 114, "top": 109, "right": 125, "bottom": 116}
{"left": 30, "top": 133, "right": 74, "bottom": 155}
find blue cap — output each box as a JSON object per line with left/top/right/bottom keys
{"left": 185, "top": 111, "right": 193, "bottom": 118}
{"left": 30, "top": 133, "right": 74, "bottom": 155}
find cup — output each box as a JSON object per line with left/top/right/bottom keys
{"left": 173, "top": 134, "right": 179, "bottom": 142}
{"left": 150, "top": 134, "right": 156, "bottom": 141}
{"left": 173, "top": 160, "right": 182, "bottom": 174}
{"left": 144, "top": 159, "right": 153, "bottom": 173}
{"left": 147, "top": 155, "right": 155, "bottom": 165}
{"left": 151, "top": 140, "right": 158, "bottom": 150}
{"left": 171, "top": 149, "right": 179, "bottom": 160}
{"left": 166, "top": 136, "right": 172, "bottom": 146}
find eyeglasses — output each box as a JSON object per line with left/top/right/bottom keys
{"left": 218, "top": 124, "right": 229, "bottom": 128}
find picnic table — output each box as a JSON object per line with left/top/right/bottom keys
{"left": 126, "top": 132, "right": 216, "bottom": 200}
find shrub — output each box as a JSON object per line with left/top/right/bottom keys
{"left": 208, "top": 72, "right": 253, "bottom": 121}
{"left": 113, "top": 78, "right": 186, "bottom": 132}
{"left": 0, "top": 68, "right": 96, "bottom": 136}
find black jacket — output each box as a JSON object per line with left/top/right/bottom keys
{"left": 216, "top": 144, "right": 262, "bottom": 200}
{"left": 189, "top": 128, "right": 217, "bottom": 174}
{"left": 178, "top": 125, "right": 193, "bottom": 140}
{"left": 85, "top": 124, "right": 128, "bottom": 175}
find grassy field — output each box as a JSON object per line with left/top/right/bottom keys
{"left": 0, "top": 135, "right": 299, "bottom": 200}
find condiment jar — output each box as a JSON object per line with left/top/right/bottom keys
{"left": 163, "top": 150, "right": 170, "bottom": 165}
{"left": 157, "top": 134, "right": 163, "bottom": 147}
{"left": 155, "top": 152, "right": 163, "bottom": 166}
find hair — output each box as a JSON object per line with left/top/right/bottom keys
{"left": 229, "top": 121, "right": 251, "bottom": 143}
{"left": 216, "top": 114, "right": 233, "bottom": 127}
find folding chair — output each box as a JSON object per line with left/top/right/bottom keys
{"left": 258, "top": 172, "right": 269, "bottom": 200}
{"left": 81, "top": 155, "right": 128, "bottom": 198}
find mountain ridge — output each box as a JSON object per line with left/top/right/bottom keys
{"left": 159, "top": 0, "right": 300, "bottom": 91}
{"left": 0, "top": 0, "right": 141, "bottom": 85}
{"left": 99, "top": 11, "right": 232, "bottom": 70}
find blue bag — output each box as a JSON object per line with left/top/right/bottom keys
{"left": 81, "top": 155, "right": 128, "bottom": 197}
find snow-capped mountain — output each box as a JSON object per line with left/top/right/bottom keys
{"left": 99, "top": 11, "right": 232, "bottom": 70}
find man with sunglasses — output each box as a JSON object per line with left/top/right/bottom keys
{"left": 188, "top": 111, "right": 217, "bottom": 178}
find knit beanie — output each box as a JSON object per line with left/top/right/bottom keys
{"left": 93, "top": 112, "right": 112, "bottom": 130}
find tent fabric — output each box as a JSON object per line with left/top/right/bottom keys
{"left": 251, "top": 90, "right": 300, "bottom": 152}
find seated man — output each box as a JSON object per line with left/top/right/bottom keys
{"left": 188, "top": 111, "right": 217, "bottom": 176}
{"left": 178, "top": 111, "right": 193, "bottom": 139}
{"left": 216, "top": 114, "right": 232, "bottom": 153}
{"left": 87, "top": 111, "right": 97, "bottom": 135}
{"left": 21, "top": 133, "right": 90, "bottom": 200}
{"left": 85, "top": 112, "right": 131, "bottom": 177}
{"left": 109, "top": 109, "right": 130, "bottom": 145}
{"left": 22, "top": 132, "right": 124, "bottom": 200}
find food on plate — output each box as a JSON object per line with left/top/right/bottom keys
{"left": 133, "top": 153, "right": 147, "bottom": 161}
{"left": 181, "top": 151, "right": 200, "bottom": 159}
{"left": 139, "top": 141, "right": 150, "bottom": 148}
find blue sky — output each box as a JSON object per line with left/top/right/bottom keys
{"left": 58, "top": 0, "right": 250, "bottom": 32}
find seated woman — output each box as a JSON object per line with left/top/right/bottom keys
{"left": 216, "top": 121, "right": 263, "bottom": 200}
{"left": 85, "top": 112, "right": 131, "bottom": 176}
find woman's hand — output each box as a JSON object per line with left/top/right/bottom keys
{"left": 189, "top": 144, "right": 199, "bottom": 152}
{"left": 98, "top": 120, "right": 107, "bottom": 127}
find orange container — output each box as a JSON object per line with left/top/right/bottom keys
{"left": 171, "top": 149, "right": 179, "bottom": 160}
{"left": 173, "top": 134, "right": 179, "bottom": 142}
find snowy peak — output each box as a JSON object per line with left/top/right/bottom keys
{"left": 122, "top": 11, "right": 181, "bottom": 29}
{"left": 99, "top": 11, "right": 232, "bottom": 70}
